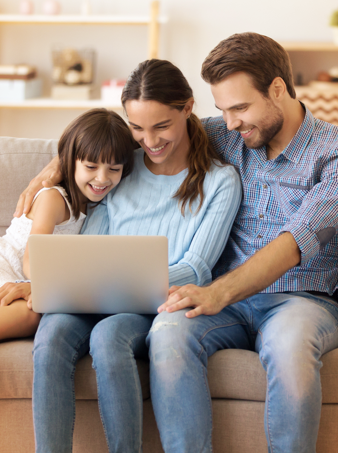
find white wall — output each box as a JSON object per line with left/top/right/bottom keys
{"left": 0, "top": 0, "right": 337, "bottom": 138}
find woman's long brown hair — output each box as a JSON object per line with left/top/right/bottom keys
{"left": 121, "top": 59, "right": 224, "bottom": 214}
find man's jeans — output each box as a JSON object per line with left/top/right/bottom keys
{"left": 147, "top": 292, "right": 338, "bottom": 453}
{"left": 33, "top": 293, "right": 338, "bottom": 453}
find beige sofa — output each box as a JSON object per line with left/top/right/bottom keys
{"left": 1, "top": 136, "right": 338, "bottom": 453}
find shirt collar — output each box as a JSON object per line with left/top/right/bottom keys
{"left": 279, "top": 102, "right": 315, "bottom": 164}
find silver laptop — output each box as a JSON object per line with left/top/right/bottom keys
{"left": 29, "top": 235, "right": 168, "bottom": 314}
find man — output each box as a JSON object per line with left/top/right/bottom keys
{"left": 7, "top": 32, "right": 338, "bottom": 453}
{"left": 147, "top": 32, "right": 338, "bottom": 453}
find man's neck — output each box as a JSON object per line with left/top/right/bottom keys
{"left": 267, "top": 100, "right": 305, "bottom": 160}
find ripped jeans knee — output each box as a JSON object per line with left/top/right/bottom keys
{"left": 147, "top": 309, "right": 206, "bottom": 370}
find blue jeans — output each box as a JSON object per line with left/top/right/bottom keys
{"left": 146, "top": 292, "right": 338, "bottom": 453}
{"left": 33, "top": 293, "right": 338, "bottom": 453}
{"left": 33, "top": 312, "right": 153, "bottom": 453}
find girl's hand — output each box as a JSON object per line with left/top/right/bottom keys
{"left": 0, "top": 282, "right": 32, "bottom": 308}
{"left": 14, "top": 156, "right": 62, "bottom": 217}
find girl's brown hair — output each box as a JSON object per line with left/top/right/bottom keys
{"left": 58, "top": 108, "right": 137, "bottom": 220}
{"left": 121, "top": 59, "right": 224, "bottom": 214}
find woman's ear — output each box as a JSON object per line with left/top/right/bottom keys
{"left": 184, "top": 98, "right": 194, "bottom": 118}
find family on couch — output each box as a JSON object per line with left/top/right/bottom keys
{"left": 0, "top": 32, "right": 337, "bottom": 453}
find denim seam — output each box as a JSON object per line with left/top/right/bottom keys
{"left": 95, "top": 378, "right": 111, "bottom": 452}
{"left": 131, "top": 332, "right": 149, "bottom": 453}
{"left": 317, "top": 325, "right": 338, "bottom": 355}
{"left": 129, "top": 330, "right": 151, "bottom": 348}
{"left": 197, "top": 322, "right": 247, "bottom": 344}
{"left": 199, "top": 343, "right": 214, "bottom": 453}
{"left": 246, "top": 299, "right": 256, "bottom": 334}
{"left": 91, "top": 330, "right": 148, "bottom": 453}
{"left": 306, "top": 297, "right": 338, "bottom": 327}
{"left": 258, "top": 329, "right": 275, "bottom": 453}
{"left": 69, "top": 331, "right": 93, "bottom": 445}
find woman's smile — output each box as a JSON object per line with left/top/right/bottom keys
{"left": 125, "top": 99, "right": 193, "bottom": 175}
{"left": 144, "top": 142, "right": 170, "bottom": 156}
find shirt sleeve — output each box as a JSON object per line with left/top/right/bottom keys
{"left": 168, "top": 166, "right": 242, "bottom": 287}
{"left": 280, "top": 154, "right": 338, "bottom": 265}
{"left": 81, "top": 197, "right": 109, "bottom": 235}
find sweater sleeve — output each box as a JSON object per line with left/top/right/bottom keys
{"left": 168, "top": 166, "right": 241, "bottom": 287}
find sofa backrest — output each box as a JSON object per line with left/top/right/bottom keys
{"left": 0, "top": 137, "right": 58, "bottom": 236}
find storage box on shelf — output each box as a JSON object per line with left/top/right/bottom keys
{"left": 0, "top": 64, "right": 42, "bottom": 101}
{"left": 0, "top": 1, "right": 166, "bottom": 111}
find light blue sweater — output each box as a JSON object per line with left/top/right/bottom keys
{"left": 82, "top": 149, "right": 241, "bottom": 287}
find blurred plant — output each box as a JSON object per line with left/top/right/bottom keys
{"left": 330, "top": 10, "right": 338, "bottom": 27}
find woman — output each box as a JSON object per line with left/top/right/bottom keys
{"left": 13, "top": 59, "right": 241, "bottom": 453}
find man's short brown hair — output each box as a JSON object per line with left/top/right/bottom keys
{"left": 201, "top": 32, "right": 296, "bottom": 99}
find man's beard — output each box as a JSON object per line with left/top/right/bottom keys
{"left": 244, "top": 104, "right": 284, "bottom": 150}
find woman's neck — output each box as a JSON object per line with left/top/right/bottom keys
{"left": 144, "top": 154, "right": 189, "bottom": 175}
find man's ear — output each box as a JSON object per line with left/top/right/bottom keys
{"left": 269, "top": 77, "right": 286, "bottom": 101}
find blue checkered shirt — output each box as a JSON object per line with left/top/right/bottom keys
{"left": 204, "top": 106, "right": 338, "bottom": 295}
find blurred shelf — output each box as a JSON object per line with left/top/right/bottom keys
{"left": 0, "top": 14, "right": 168, "bottom": 26}
{"left": 295, "top": 83, "right": 338, "bottom": 95}
{"left": 0, "top": 98, "right": 123, "bottom": 109}
{"left": 0, "top": 2, "right": 163, "bottom": 121}
{"left": 280, "top": 42, "right": 338, "bottom": 51}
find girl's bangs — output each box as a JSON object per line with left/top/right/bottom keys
{"left": 76, "top": 129, "right": 128, "bottom": 166}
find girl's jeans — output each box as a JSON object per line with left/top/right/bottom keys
{"left": 33, "top": 292, "right": 338, "bottom": 453}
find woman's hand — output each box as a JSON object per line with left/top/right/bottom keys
{"left": 14, "top": 156, "right": 62, "bottom": 217}
{"left": 0, "top": 282, "right": 32, "bottom": 309}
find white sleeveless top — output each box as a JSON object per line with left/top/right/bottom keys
{"left": 0, "top": 186, "right": 86, "bottom": 286}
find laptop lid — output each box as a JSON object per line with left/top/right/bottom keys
{"left": 29, "top": 235, "right": 168, "bottom": 314}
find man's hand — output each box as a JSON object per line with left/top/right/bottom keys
{"left": 14, "top": 156, "right": 61, "bottom": 217}
{"left": 158, "top": 233, "right": 301, "bottom": 319}
{"left": 158, "top": 283, "right": 226, "bottom": 318}
{"left": 0, "top": 282, "right": 32, "bottom": 309}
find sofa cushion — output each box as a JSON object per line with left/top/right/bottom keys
{"left": 0, "top": 338, "right": 150, "bottom": 400}
{"left": 0, "top": 137, "right": 57, "bottom": 235}
{"left": 1, "top": 339, "right": 338, "bottom": 404}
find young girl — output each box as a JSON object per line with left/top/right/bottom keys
{"left": 0, "top": 108, "right": 135, "bottom": 341}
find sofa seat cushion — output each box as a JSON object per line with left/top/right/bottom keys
{"left": 0, "top": 338, "right": 150, "bottom": 400}
{"left": 208, "top": 348, "right": 338, "bottom": 403}
{"left": 1, "top": 339, "right": 338, "bottom": 404}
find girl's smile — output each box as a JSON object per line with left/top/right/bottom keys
{"left": 75, "top": 159, "right": 123, "bottom": 208}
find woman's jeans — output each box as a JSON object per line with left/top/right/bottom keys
{"left": 33, "top": 292, "right": 338, "bottom": 453}
{"left": 33, "top": 313, "right": 153, "bottom": 453}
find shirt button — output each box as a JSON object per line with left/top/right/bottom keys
{"left": 259, "top": 214, "right": 264, "bottom": 219}
{"left": 263, "top": 184, "right": 268, "bottom": 189}
{"left": 257, "top": 235, "right": 263, "bottom": 238}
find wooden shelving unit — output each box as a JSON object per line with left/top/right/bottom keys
{"left": 0, "top": 2, "right": 166, "bottom": 110}
{"left": 279, "top": 42, "right": 338, "bottom": 125}
{"left": 0, "top": 14, "right": 155, "bottom": 25}
{"left": 280, "top": 42, "right": 338, "bottom": 51}
{"left": 0, "top": 98, "right": 123, "bottom": 110}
